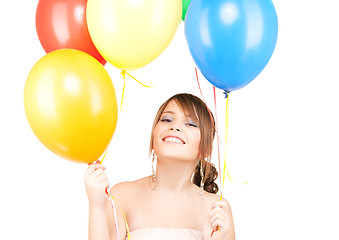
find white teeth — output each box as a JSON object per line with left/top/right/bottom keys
{"left": 164, "top": 137, "right": 184, "bottom": 144}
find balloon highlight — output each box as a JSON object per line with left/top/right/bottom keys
{"left": 185, "top": 0, "right": 278, "bottom": 92}
{"left": 36, "top": 0, "right": 106, "bottom": 65}
{"left": 24, "top": 49, "right": 118, "bottom": 163}
{"left": 86, "top": 0, "right": 182, "bottom": 70}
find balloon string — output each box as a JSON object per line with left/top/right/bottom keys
{"left": 120, "top": 72, "right": 127, "bottom": 112}
{"left": 195, "top": 68, "right": 223, "bottom": 194}
{"left": 195, "top": 68, "right": 223, "bottom": 147}
{"left": 212, "top": 86, "right": 223, "bottom": 197}
{"left": 221, "top": 95, "right": 230, "bottom": 199}
{"left": 105, "top": 189, "right": 131, "bottom": 240}
{"left": 91, "top": 151, "right": 129, "bottom": 239}
{"left": 94, "top": 70, "right": 150, "bottom": 239}
{"left": 123, "top": 71, "right": 152, "bottom": 88}
{"left": 108, "top": 193, "right": 121, "bottom": 240}
{"left": 195, "top": 69, "right": 224, "bottom": 239}
{"left": 120, "top": 71, "right": 152, "bottom": 112}
{"left": 210, "top": 229, "right": 222, "bottom": 240}
{"left": 222, "top": 96, "right": 248, "bottom": 186}
{"left": 100, "top": 147, "right": 109, "bottom": 164}
{"left": 89, "top": 159, "right": 126, "bottom": 239}
{"left": 210, "top": 92, "right": 228, "bottom": 240}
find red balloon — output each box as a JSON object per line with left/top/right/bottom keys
{"left": 36, "top": 0, "right": 106, "bottom": 65}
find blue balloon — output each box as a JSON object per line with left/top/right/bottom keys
{"left": 185, "top": 0, "right": 278, "bottom": 93}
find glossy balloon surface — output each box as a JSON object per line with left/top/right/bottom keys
{"left": 24, "top": 49, "right": 118, "bottom": 163}
{"left": 36, "top": 0, "right": 106, "bottom": 64}
{"left": 87, "top": 0, "right": 182, "bottom": 70}
{"left": 185, "top": 0, "right": 278, "bottom": 92}
{"left": 182, "top": 0, "right": 191, "bottom": 20}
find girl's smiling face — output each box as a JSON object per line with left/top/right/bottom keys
{"left": 152, "top": 100, "right": 201, "bottom": 162}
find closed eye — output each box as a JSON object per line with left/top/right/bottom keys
{"left": 160, "top": 118, "right": 172, "bottom": 123}
{"left": 186, "top": 121, "right": 198, "bottom": 127}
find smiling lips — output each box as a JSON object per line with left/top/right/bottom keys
{"left": 162, "top": 136, "right": 185, "bottom": 144}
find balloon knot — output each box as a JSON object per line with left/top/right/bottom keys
{"left": 121, "top": 70, "right": 126, "bottom": 79}
{"left": 223, "top": 91, "right": 229, "bottom": 99}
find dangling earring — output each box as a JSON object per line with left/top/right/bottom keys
{"left": 200, "top": 159, "right": 205, "bottom": 202}
{"left": 151, "top": 150, "right": 157, "bottom": 190}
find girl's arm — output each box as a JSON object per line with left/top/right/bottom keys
{"left": 84, "top": 163, "right": 111, "bottom": 240}
{"left": 88, "top": 203, "right": 111, "bottom": 240}
{"left": 84, "top": 163, "right": 127, "bottom": 240}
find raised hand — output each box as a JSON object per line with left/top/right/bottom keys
{"left": 83, "top": 162, "right": 110, "bottom": 209}
{"left": 203, "top": 200, "right": 233, "bottom": 240}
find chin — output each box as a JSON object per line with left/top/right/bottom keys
{"left": 157, "top": 151, "right": 198, "bottom": 163}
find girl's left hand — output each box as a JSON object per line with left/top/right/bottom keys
{"left": 203, "top": 200, "right": 232, "bottom": 240}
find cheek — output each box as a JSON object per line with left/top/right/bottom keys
{"left": 192, "top": 131, "right": 201, "bottom": 148}
{"left": 152, "top": 125, "right": 162, "bottom": 148}
{"left": 152, "top": 124, "right": 159, "bottom": 137}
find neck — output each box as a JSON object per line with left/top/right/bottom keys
{"left": 153, "top": 157, "right": 198, "bottom": 196}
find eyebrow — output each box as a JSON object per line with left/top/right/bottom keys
{"left": 163, "top": 111, "right": 175, "bottom": 114}
{"left": 163, "top": 110, "right": 193, "bottom": 119}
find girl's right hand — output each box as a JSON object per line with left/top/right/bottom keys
{"left": 83, "top": 162, "right": 110, "bottom": 210}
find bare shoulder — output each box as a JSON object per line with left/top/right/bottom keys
{"left": 203, "top": 191, "right": 231, "bottom": 209}
{"left": 109, "top": 176, "right": 150, "bottom": 200}
{"left": 109, "top": 181, "right": 132, "bottom": 196}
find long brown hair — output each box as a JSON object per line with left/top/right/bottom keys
{"left": 149, "top": 93, "right": 218, "bottom": 194}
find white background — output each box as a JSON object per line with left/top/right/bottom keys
{"left": 1, "top": 0, "right": 339, "bottom": 239}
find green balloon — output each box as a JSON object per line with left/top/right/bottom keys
{"left": 182, "top": 0, "right": 191, "bottom": 21}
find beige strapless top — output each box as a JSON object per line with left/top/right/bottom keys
{"left": 127, "top": 228, "right": 203, "bottom": 240}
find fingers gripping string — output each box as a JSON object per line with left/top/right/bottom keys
{"left": 88, "top": 151, "right": 130, "bottom": 239}
{"left": 210, "top": 229, "right": 222, "bottom": 240}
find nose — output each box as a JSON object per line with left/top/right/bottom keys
{"left": 170, "top": 127, "right": 181, "bottom": 132}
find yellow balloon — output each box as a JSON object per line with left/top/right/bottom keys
{"left": 87, "top": 0, "right": 182, "bottom": 71}
{"left": 24, "top": 49, "right": 118, "bottom": 164}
